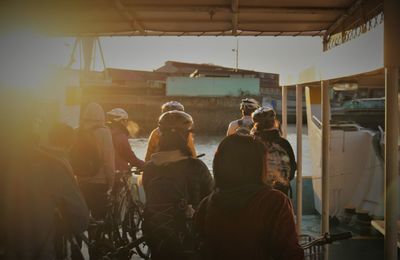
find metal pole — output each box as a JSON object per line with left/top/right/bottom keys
{"left": 384, "top": 68, "right": 399, "bottom": 260}
{"left": 321, "top": 81, "right": 330, "bottom": 232}
{"left": 383, "top": 0, "right": 400, "bottom": 259}
{"left": 81, "top": 37, "right": 95, "bottom": 73}
{"left": 281, "top": 85, "right": 288, "bottom": 138}
{"left": 235, "top": 38, "right": 239, "bottom": 71}
{"left": 296, "top": 85, "right": 303, "bottom": 234}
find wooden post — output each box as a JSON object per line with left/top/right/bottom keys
{"left": 281, "top": 86, "right": 288, "bottom": 138}
{"left": 321, "top": 80, "right": 331, "bottom": 259}
{"left": 296, "top": 85, "right": 303, "bottom": 233}
{"left": 384, "top": 0, "right": 400, "bottom": 259}
{"left": 321, "top": 81, "right": 330, "bottom": 231}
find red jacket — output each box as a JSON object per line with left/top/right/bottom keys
{"left": 110, "top": 123, "right": 144, "bottom": 172}
{"left": 194, "top": 186, "right": 304, "bottom": 260}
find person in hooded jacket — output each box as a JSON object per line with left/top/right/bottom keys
{"left": 74, "top": 102, "right": 115, "bottom": 220}
{"left": 142, "top": 110, "right": 213, "bottom": 259}
{"left": 194, "top": 134, "right": 304, "bottom": 260}
{"left": 145, "top": 101, "right": 197, "bottom": 161}
{"left": 106, "top": 108, "right": 145, "bottom": 172}
{"left": 251, "top": 106, "right": 296, "bottom": 196}
{"left": 1, "top": 90, "right": 89, "bottom": 260}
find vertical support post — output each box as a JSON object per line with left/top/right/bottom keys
{"left": 281, "top": 86, "right": 288, "bottom": 138}
{"left": 384, "top": 0, "right": 400, "bottom": 259}
{"left": 81, "top": 37, "right": 95, "bottom": 73}
{"left": 384, "top": 68, "right": 399, "bottom": 260}
{"left": 296, "top": 85, "right": 303, "bottom": 234}
{"left": 321, "top": 81, "right": 330, "bottom": 234}
{"left": 321, "top": 81, "right": 331, "bottom": 260}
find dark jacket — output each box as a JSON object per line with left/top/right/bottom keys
{"left": 143, "top": 151, "right": 213, "bottom": 207}
{"left": 142, "top": 151, "right": 213, "bottom": 259}
{"left": 3, "top": 146, "right": 89, "bottom": 260}
{"left": 110, "top": 122, "right": 144, "bottom": 172}
{"left": 194, "top": 186, "right": 304, "bottom": 260}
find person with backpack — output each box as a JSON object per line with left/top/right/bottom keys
{"left": 193, "top": 135, "right": 304, "bottom": 260}
{"left": 1, "top": 89, "right": 89, "bottom": 259}
{"left": 142, "top": 110, "right": 213, "bottom": 259}
{"left": 145, "top": 101, "right": 197, "bottom": 161}
{"left": 106, "top": 108, "right": 145, "bottom": 172}
{"left": 226, "top": 98, "right": 260, "bottom": 136}
{"left": 70, "top": 102, "right": 115, "bottom": 220}
{"left": 251, "top": 106, "right": 297, "bottom": 196}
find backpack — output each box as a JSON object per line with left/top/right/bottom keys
{"left": 69, "top": 127, "right": 102, "bottom": 177}
{"left": 265, "top": 141, "right": 292, "bottom": 195}
{"left": 143, "top": 165, "right": 196, "bottom": 257}
{"left": 235, "top": 119, "right": 254, "bottom": 135}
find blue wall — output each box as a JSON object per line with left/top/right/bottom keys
{"left": 167, "top": 77, "right": 260, "bottom": 96}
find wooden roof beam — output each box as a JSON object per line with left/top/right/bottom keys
{"left": 121, "top": 5, "right": 346, "bottom": 15}
{"left": 325, "top": 0, "right": 364, "bottom": 37}
{"left": 114, "top": 0, "right": 145, "bottom": 34}
{"left": 231, "top": 0, "right": 239, "bottom": 35}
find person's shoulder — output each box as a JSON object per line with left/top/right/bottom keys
{"left": 277, "top": 137, "right": 294, "bottom": 150}
{"left": 93, "top": 126, "right": 112, "bottom": 139}
{"left": 36, "top": 147, "right": 72, "bottom": 175}
{"left": 150, "top": 128, "right": 160, "bottom": 135}
{"left": 228, "top": 119, "right": 240, "bottom": 126}
{"left": 256, "top": 187, "right": 289, "bottom": 204}
{"left": 187, "top": 157, "right": 208, "bottom": 169}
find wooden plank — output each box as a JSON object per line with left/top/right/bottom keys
{"left": 371, "top": 220, "right": 400, "bottom": 248}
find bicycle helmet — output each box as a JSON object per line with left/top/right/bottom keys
{"left": 161, "top": 101, "right": 185, "bottom": 113}
{"left": 252, "top": 106, "right": 276, "bottom": 125}
{"left": 240, "top": 98, "right": 260, "bottom": 112}
{"left": 106, "top": 108, "right": 129, "bottom": 121}
{"left": 158, "top": 111, "right": 193, "bottom": 132}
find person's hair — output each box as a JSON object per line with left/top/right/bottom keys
{"left": 49, "top": 123, "right": 74, "bottom": 148}
{"left": 213, "top": 134, "right": 266, "bottom": 190}
{"left": 158, "top": 130, "right": 192, "bottom": 156}
{"left": 242, "top": 109, "right": 254, "bottom": 116}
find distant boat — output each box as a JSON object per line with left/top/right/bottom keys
{"left": 331, "top": 97, "right": 385, "bottom": 131}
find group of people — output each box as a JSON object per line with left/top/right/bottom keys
{"left": 1, "top": 93, "right": 303, "bottom": 259}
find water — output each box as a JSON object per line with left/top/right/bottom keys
{"left": 129, "top": 125, "right": 312, "bottom": 176}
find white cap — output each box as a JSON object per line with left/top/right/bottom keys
{"left": 106, "top": 108, "right": 128, "bottom": 121}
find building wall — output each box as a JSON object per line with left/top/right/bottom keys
{"left": 167, "top": 77, "right": 260, "bottom": 96}
{"left": 82, "top": 91, "right": 261, "bottom": 135}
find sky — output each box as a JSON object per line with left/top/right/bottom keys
{"left": 0, "top": 30, "right": 324, "bottom": 85}
{"left": 0, "top": 25, "right": 383, "bottom": 88}
{"left": 99, "top": 36, "right": 323, "bottom": 75}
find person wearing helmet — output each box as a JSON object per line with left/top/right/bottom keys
{"left": 107, "top": 108, "right": 145, "bottom": 172}
{"left": 145, "top": 101, "right": 196, "bottom": 161}
{"left": 142, "top": 111, "right": 213, "bottom": 259}
{"left": 251, "top": 106, "right": 296, "bottom": 196}
{"left": 226, "top": 98, "right": 260, "bottom": 136}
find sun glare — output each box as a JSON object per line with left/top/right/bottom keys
{"left": 0, "top": 29, "right": 72, "bottom": 90}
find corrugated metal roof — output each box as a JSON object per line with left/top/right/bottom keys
{"left": 1, "top": 0, "right": 383, "bottom": 40}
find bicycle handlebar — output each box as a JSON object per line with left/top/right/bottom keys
{"left": 301, "top": 232, "right": 352, "bottom": 250}
{"left": 329, "top": 231, "right": 352, "bottom": 242}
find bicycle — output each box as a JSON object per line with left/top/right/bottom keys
{"left": 114, "top": 168, "right": 150, "bottom": 259}
{"left": 300, "top": 232, "right": 353, "bottom": 260}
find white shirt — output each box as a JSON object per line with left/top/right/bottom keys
{"left": 226, "top": 115, "right": 254, "bottom": 136}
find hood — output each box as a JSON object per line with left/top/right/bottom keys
{"left": 210, "top": 184, "right": 267, "bottom": 212}
{"left": 150, "top": 150, "right": 189, "bottom": 166}
{"left": 252, "top": 128, "right": 280, "bottom": 142}
{"left": 82, "top": 103, "right": 105, "bottom": 129}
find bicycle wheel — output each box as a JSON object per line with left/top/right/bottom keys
{"left": 124, "top": 204, "right": 150, "bottom": 259}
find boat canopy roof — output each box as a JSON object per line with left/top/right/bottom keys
{"left": 0, "top": 0, "right": 383, "bottom": 49}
